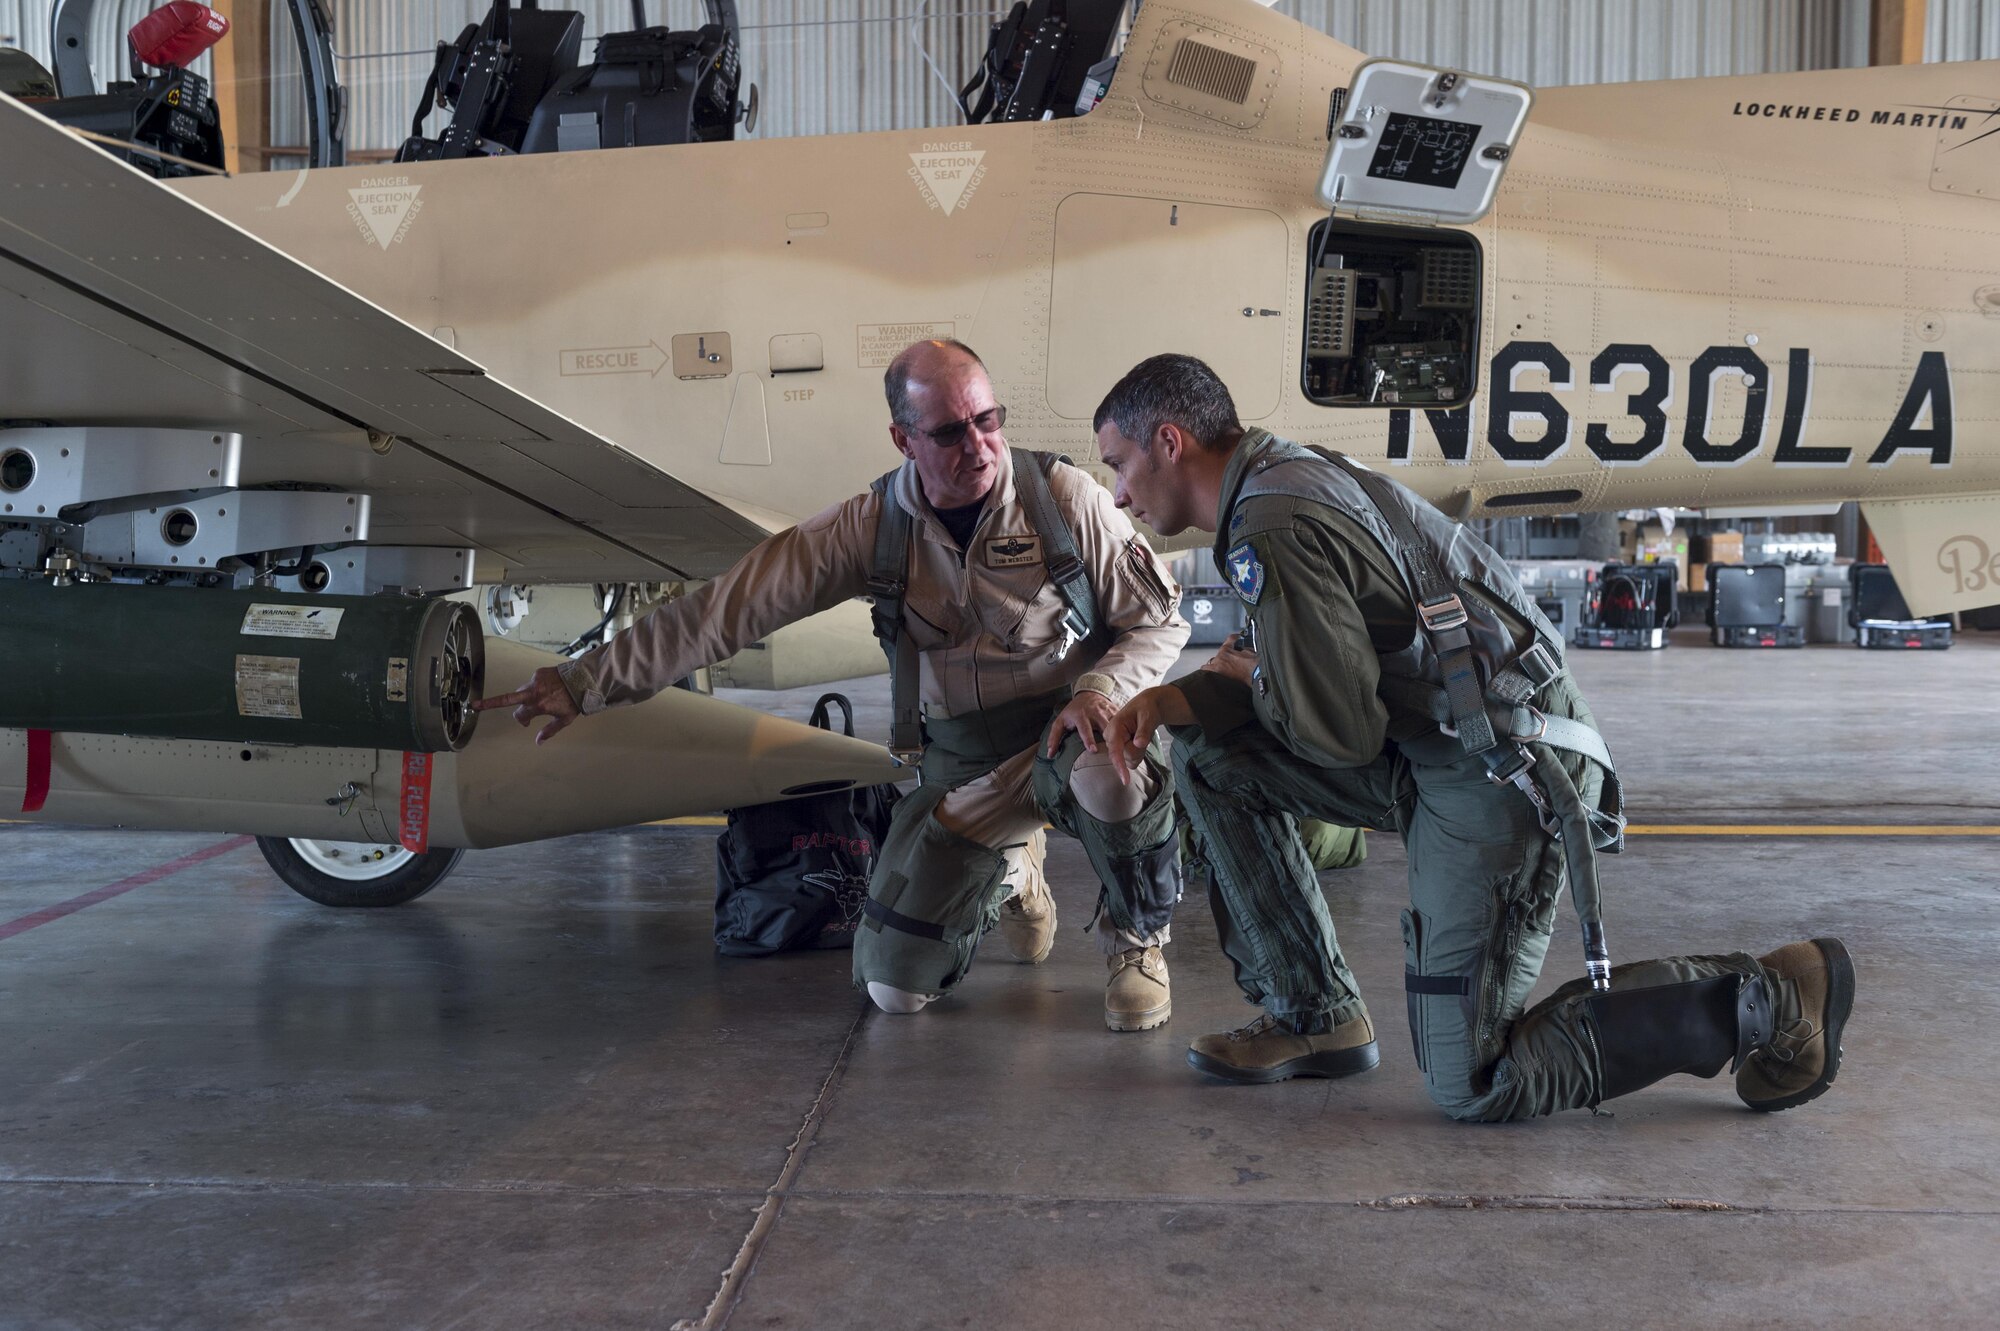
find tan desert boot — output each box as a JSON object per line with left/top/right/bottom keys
{"left": 998, "top": 877, "right": 1056, "bottom": 965}
{"left": 1187, "top": 1010, "right": 1379, "bottom": 1083}
{"left": 1737, "top": 937, "right": 1855, "bottom": 1112}
{"left": 1106, "top": 944, "right": 1171, "bottom": 1031}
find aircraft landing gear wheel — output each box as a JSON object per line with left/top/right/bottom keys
{"left": 256, "top": 836, "right": 464, "bottom": 908}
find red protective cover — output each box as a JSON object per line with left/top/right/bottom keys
{"left": 22, "top": 729, "right": 51, "bottom": 814}
{"left": 129, "top": 2, "right": 230, "bottom": 70}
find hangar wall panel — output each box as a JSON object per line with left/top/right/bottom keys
{"left": 1930, "top": 0, "right": 2000, "bottom": 59}
{"left": 271, "top": 2, "right": 994, "bottom": 162}
{"left": 1279, "top": 0, "right": 1858, "bottom": 83}
{"left": 19, "top": 1, "right": 1978, "bottom": 162}
{"left": 284, "top": 0, "right": 1860, "bottom": 160}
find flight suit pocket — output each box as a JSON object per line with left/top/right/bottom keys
{"left": 1003, "top": 573, "right": 1067, "bottom": 652}
{"left": 1401, "top": 909, "right": 1427, "bottom": 1072}
{"left": 872, "top": 812, "right": 1006, "bottom": 944}
{"left": 901, "top": 593, "right": 960, "bottom": 652}
{"left": 971, "top": 543, "right": 1047, "bottom": 642}
{"left": 1117, "top": 537, "right": 1175, "bottom": 621}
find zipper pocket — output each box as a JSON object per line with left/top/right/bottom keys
{"left": 1479, "top": 902, "right": 1524, "bottom": 1050}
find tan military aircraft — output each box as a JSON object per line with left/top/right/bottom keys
{"left": 2, "top": 0, "right": 1996, "bottom": 902}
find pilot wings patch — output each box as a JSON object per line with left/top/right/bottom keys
{"left": 985, "top": 533, "right": 1041, "bottom": 568}
{"left": 1227, "top": 541, "right": 1265, "bottom": 605}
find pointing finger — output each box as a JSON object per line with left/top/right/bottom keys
{"left": 472, "top": 688, "right": 532, "bottom": 713}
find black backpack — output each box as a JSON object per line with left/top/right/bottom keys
{"left": 712, "top": 693, "right": 901, "bottom": 956}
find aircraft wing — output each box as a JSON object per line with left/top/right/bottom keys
{"left": 0, "top": 92, "right": 767, "bottom": 583}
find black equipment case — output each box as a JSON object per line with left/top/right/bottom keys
{"left": 1707, "top": 563, "right": 1804, "bottom": 647}
{"left": 1848, "top": 564, "right": 1952, "bottom": 650}
{"left": 1573, "top": 561, "right": 1677, "bottom": 650}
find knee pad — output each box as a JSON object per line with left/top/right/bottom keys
{"left": 866, "top": 982, "right": 936, "bottom": 1015}
{"left": 853, "top": 785, "right": 1009, "bottom": 997}
{"left": 1070, "top": 747, "right": 1153, "bottom": 825}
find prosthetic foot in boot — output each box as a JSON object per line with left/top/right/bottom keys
{"left": 1737, "top": 937, "right": 1855, "bottom": 1113}
{"left": 1105, "top": 945, "right": 1171, "bottom": 1031}
{"left": 1187, "top": 1011, "right": 1379, "bottom": 1083}
{"left": 866, "top": 982, "right": 939, "bottom": 1015}
{"left": 1587, "top": 972, "right": 1774, "bottom": 1105}
{"left": 998, "top": 875, "right": 1057, "bottom": 965}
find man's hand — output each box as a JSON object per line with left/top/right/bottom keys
{"left": 1043, "top": 689, "right": 1120, "bottom": 758}
{"left": 471, "top": 665, "right": 583, "bottom": 745}
{"left": 1102, "top": 684, "right": 1196, "bottom": 785}
{"left": 1198, "top": 632, "right": 1259, "bottom": 687}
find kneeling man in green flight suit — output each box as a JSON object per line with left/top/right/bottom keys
{"left": 1094, "top": 353, "right": 1855, "bottom": 1121}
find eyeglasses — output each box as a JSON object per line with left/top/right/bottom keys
{"left": 915, "top": 404, "right": 1006, "bottom": 448}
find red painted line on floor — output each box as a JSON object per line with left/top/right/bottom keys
{"left": 0, "top": 835, "right": 255, "bottom": 942}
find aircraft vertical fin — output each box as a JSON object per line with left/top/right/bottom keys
{"left": 1860, "top": 492, "right": 2000, "bottom": 617}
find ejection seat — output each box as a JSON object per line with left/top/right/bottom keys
{"left": 518, "top": 21, "right": 742, "bottom": 152}
{"left": 397, "top": 0, "right": 585, "bottom": 161}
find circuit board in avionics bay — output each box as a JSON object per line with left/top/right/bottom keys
{"left": 1302, "top": 218, "right": 1480, "bottom": 409}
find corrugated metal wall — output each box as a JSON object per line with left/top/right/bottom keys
{"left": 1931, "top": 0, "right": 2000, "bottom": 59}
{"left": 279, "top": 2, "right": 1000, "bottom": 161}
{"left": 1281, "top": 0, "right": 1856, "bottom": 83}
{"left": 9, "top": 1, "right": 1997, "bottom": 162}
{"left": 284, "top": 0, "right": 1866, "bottom": 159}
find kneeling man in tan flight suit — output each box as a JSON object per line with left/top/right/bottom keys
{"left": 479, "top": 339, "right": 1191, "bottom": 1030}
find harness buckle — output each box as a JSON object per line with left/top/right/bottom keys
{"left": 1516, "top": 639, "right": 1560, "bottom": 686}
{"left": 865, "top": 575, "right": 906, "bottom": 602}
{"left": 1047, "top": 553, "right": 1086, "bottom": 587}
{"left": 888, "top": 744, "right": 925, "bottom": 767}
{"left": 1418, "top": 594, "right": 1469, "bottom": 633}
{"left": 1516, "top": 706, "right": 1549, "bottom": 743}
{"left": 1484, "top": 745, "right": 1533, "bottom": 787}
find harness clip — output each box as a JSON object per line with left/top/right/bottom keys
{"left": 1047, "top": 608, "right": 1089, "bottom": 664}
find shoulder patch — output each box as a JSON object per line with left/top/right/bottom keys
{"left": 1226, "top": 541, "right": 1265, "bottom": 605}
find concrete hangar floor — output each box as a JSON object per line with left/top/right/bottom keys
{"left": 3, "top": 633, "right": 1996, "bottom": 1329}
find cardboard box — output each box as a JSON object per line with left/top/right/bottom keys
{"left": 1694, "top": 531, "right": 1744, "bottom": 564}
{"left": 1637, "top": 535, "right": 1691, "bottom": 588}
{"left": 1688, "top": 562, "right": 1709, "bottom": 595}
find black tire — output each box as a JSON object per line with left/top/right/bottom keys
{"left": 255, "top": 835, "right": 463, "bottom": 908}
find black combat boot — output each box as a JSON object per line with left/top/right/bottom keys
{"left": 1585, "top": 971, "right": 1775, "bottom": 1104}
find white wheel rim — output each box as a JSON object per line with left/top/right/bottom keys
{"left": 288, "top": 838, "right": 416, "bottom": 882}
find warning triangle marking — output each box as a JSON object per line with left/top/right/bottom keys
{"left": 909, "top": 150, "right": 986, "bottom": 217}
{"left": 348, "top": 185, "right": 422, "bottom": 249}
